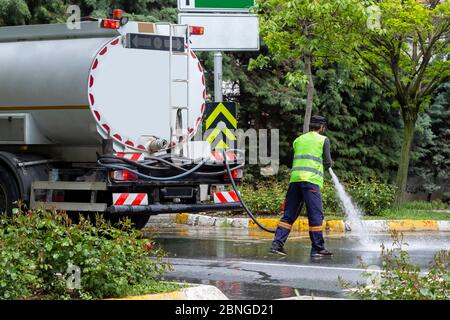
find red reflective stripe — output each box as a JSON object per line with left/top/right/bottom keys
{"left": 215, "top": 193, "right": 228, "bottom": 203}
{"left": 115, "top": 193, "right": 129, "bottom": 205}
{"left": 94, "top": 111, "right": 101, "bottom": 121}
{"left": 132, "top": 194, "right": 146, "bottom": 205}
{"left": 116, "top": 153, "right": 125, "bottom": 158}
{"left": 229, "top": 192, "right": 239, "bottom": 202}
{"left": 226, "top": 151, "right": 237, "bottom": 161}
{"left": 102, "top": 124, "right": 110, "bottom": 133}
{"left": 309, "top": 189, "right": 317, "bottom": 193}
{"left": 212, "top": 152, "right": 222, "bottom": 161}
{"left": 131, "top": 154, "right": 142, "bottom": 161}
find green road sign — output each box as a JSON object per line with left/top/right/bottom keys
{"left": 178, "top": 0, "right": 255, "bottom": 12}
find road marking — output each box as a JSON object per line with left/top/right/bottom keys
{"left": 166, "top": 258, "right": 378, "bottom": 273}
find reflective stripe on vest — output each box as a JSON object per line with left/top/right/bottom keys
{"left": 291, "top": 166, "right": 324, "bottom": 177}
{"left": 290, "top": 132, "right": 326, "bottom": 188}
{"left": 294, "top": 155, "right": 323, "bottom": 164}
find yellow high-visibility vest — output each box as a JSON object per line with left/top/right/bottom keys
{"left": 290, "top": 131, "right": 326, "bottom": 188}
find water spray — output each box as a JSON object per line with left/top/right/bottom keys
{"left": 329, "top": 168, "right": 372, "bottom": 246}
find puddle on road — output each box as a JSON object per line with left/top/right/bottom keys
{"left": 149, "top": 226, "right": 450, "bottom": 268}
{"left": 149, "top": 226, "right": 449, "bottom": 299}
{"left": 342, "top": 233, "right": 450, "bottom": 252}
{"left": 164, "top": 277, "right": 343, "bottom": 300}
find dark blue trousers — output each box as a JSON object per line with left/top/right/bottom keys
{"left": 272, "top": 182, "right": 325, "bottom": 254}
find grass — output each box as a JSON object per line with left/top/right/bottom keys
{"left": 324, "top": 211, "right": 450, "bottom": 221}
{"left": 222, "top": 200, "right": 450, "bottom": 220}
{"left": 376, "top": 208, "right": 450, "bottom": 220}
{"left": 324, "top": 207, "right": 450, "bottom": 221}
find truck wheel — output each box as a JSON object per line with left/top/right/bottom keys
{"left": 0, "top": 166, "right": 20, "bottom": 216}
{"left": 129, "top": 215, "right": 150, "bottom": 229}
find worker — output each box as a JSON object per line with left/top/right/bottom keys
{"left": 270, "top": 115, "right": 334, "bottom": 257}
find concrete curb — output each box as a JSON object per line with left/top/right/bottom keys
{"left": 154, "top": 213, "right": 450, "bottom": 233}
{"left": 112, "top": 284, "right": 228, "bottom": 300}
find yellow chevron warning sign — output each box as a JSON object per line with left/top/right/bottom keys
{"left": 205, "top": 102, "right": 238, "bottom": 150}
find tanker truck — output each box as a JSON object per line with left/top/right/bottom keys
{"left": 0, "top": 17, "right": 243, "bottom": 228}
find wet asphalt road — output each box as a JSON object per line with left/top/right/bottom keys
{"left": 145, "top": 225, "right": 450, "bottom": 300}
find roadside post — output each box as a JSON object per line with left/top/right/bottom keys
{"left": 178, "top": 0, "right": 259, "bottom": 151}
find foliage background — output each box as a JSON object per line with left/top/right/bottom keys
{"left": 0, "top": 0, "right": 448, "bottom": 201}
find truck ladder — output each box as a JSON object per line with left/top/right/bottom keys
{"left": 156, "top": 23, "right": 192, "bottom": 157}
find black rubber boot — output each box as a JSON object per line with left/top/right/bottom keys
{"left": 270, "top": 246, "right": 288, "bottom": 256}
{"left": 311, "top": 249, "right": 334, "bottom": 257}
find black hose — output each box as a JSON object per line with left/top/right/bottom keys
{"left": 98, "top": 153, "right": 244, "bottom": 177}
{"left": 99, "top": 150, "right": 281, "bottom": 233}
{"left": 98, "top": 159, "right": 208, "bottom": 181}
{"left": 222, "top": 150, "right": 277, "bottom": 234}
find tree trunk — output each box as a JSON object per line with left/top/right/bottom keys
{"left": 303, "top": 53, "right": 314, "bottom": 133}
{"left": 395, "top": 108, "right": 418, "bottom": 204}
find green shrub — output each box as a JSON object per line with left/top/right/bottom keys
{"left": 240, "top": 179, "right": 287, "bottom": 215}
{"left": 321, "top": 182, "right": 341, "bottom": 215}
{"left": 239, "top": 177, "right": 396, "bottom": 216}
{"left": 346, "top": 178, "right": 397, "bottom": 216}
{"left": 340, "top": 234, "right": 450, "bottom": 300}
{"left": 0, "top": 209, "right": 173, "bottom": 300}
{"left": 401, "top": 200, "right": 450, "bottom": 211}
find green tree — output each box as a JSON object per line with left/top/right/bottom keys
{"left": 0, "top": 0, "right": 67, "bottom": 25}
{"left": 314, "top": 65, "right": 403, "bottom": 180}
{"left": 0, "top": 0, "right": 177, "bottom": 26}
{"left": 252, "top": 0, "right": 366, "bottom": 133}
{"left": 218, "top": 46, "right": 403, "bottom": 180}
{"left": 410, "top": 80, "right": 450, "bottom": 201}
{"left": 347, "top": 0, "right": 450, "bottom": 202}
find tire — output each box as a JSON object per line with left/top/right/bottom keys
{"left": 129, "top": 215, "right": 150, "bottom": 229}
{"left": 0, "top": 166, "right": 20, "bottom": 216}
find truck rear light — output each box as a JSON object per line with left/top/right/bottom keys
{"left": 111, "top": 170, "right": 138, "bottom": 181}
{"left": 224, "top": 169, "right": 243, "bottom": 180}
{"left": 101, "top": 19, "right": 120, "bottom": 29}
{"left": 189, "top": 26, "right": 205, "bottom": 35}
{"left": 113, "top": 9, "right": 124, "bottom": 19}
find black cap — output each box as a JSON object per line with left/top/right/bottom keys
{"left": 311, "top": 115, "right": 327, "bottom": 125}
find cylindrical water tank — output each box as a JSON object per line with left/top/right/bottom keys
{"left": 0, "top": 22, "right": 206, "bottom": 153}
